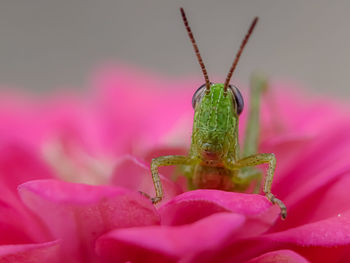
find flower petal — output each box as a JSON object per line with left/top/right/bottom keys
{"left": 246, "top": 249, "right": 311, "bottom": 263}
{"left": 260, "top": 133, "right": 314, "bottom": 180}
{"left": 0, "top": 142, "right": 54, "bottom": 244}
{"left": 0, "top": 240, "right": 60, "bottom": 263}
{"left": 0, "top": 200, "right": 47, "bottom": 245}
{"left": 110, "top": 155, "right": 182, "bottom": 203}
{"left": 0, "top": 142, "right": 54, "bottom": 192}
{"left": 275, "top": 124, "right": 350, "bottom": 203}
{"left": 143, "top": 146, "right": 188, "bottom": 191}
{"left": 96, "top": 212, "right": 245, "bottom": 263}
{"left": 91, "top": 65, "right": 194, "bottom": 153}
{"left": 18, "top": 179, "right": 160, "bottom": 262}
{"left": 272, "top": 168, "right": 350, "bottom": 232}
{"left": 187, "top": 211, "right": 350, "bottom": 262}
{"left": 159, "top": 189, "right": 276, "bottom": 226}
{"left": 264, "top": 211, "right": 350, "bottom": 246}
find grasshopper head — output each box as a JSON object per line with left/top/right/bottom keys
{"left": 191, "top": 83, "right": 244, "bottom": 160}
{"left": 180, "top": 8, "right": 257, "bottom": 161}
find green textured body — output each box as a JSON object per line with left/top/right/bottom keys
{"left": 191, "top": 84, "right": 238, "bottom": 160}
{"left": 188, "top": 84, "right": 239, "bottom": 190}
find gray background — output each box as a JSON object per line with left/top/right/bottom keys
{"left": 1, "top": 1, "right": 350, "bottom": 98}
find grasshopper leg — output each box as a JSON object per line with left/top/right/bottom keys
{"left": 227, "top": 153, "right": 287, "bottom": 220}
{"left": 150, "top": 155, "right": 191, "bottom": 204}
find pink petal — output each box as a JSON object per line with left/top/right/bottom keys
{"left": 268, "top": 128, "right": 350, "bottom": 231}
{"left": 0, "top": 240, "right": 60, "bottom": 263}
{"left": 0, "top": 93, "right": 42, "bottom": 147}
{"left": 0, "top": 143, "right": 54, "bottom": 244}
{"left": 194, "top": 211, "right": 350, "bottom": 262}
{"left": 0, "top": 180, "right": 51, "bottom": 245}
{"left": 302, "top": 171, "right": 350, "bottom": 222}
{"left": 271, "top": 168, "right": 350, "bottom": 232}
{"left": 39, "top": 96, "right": 117, "bottom": 157}
{"left": 18, "top": 179, "right": 160, "bottom": 262}
{"left": 264, "top": 210, "right": 350, "bottom": 246}
{"left": 0, "top": 142, "right": 54, "bottom": 192}
{"left": 260, "top": 82, "right": 350, "bottom": 135}
{"left": 142, "top": 147, "right": 189, "bottom": 192}
{"left": 263, "top": 125, "right": 350, "bottom": 230}
{"left": 246, "top": 250, "right": 311, "bottom": 263}
{"left": 110, "top": 155, "right": 182, "bottom": 203}
{"left": 0, "top": 184, "right": 50, "bottom": 245}
{"left": 260, "top": 133, "right": 314, "bottom": 179}
{"left": 96, "top": 212, "right": 245, "bottom": 263}
{"left": 159, "top": 189, "right": 276, "bottom": 226}
{"left": 0, "top": 199, "right": 49, "bottom": 245}
{"left": 275, "top": 123, "right": 350, "bottom": 201}
{"left": 91, "top": 65, "right": 194, "bottom": 152}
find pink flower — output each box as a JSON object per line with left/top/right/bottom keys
{"left": 0, "top": 64, "right": 350, "bottom": 262}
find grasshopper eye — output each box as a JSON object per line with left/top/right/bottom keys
{"left": 229, "top": 85, "right": 244, "bottom": 115}
{"left": 192, "top": 83, "right": 207, "bottom": 109}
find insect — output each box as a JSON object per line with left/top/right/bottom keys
{"left": 149, "top": 7, "right": 287, "bottom": 219}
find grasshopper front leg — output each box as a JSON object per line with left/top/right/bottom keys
{"left": 227, "top": 153, "right": 287, "bottom": 219}
{"left": 150, "top": 155, "right": 192, "bottom": 203}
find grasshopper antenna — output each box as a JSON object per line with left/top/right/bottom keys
{"left": 180, "top": 7, "right": 211, "bottom": 93}
{"left": 224, "top": 17, "right": 259, "bottom": 93}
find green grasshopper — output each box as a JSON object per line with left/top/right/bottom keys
{"left": 149, "top": 8, "right": 287, "bottom": 219}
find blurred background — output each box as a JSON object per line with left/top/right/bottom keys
{"left": 0, "top": 0, "right": 350, "bottom": 98}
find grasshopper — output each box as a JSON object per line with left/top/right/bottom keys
{"left": 149, "top": 8, "right": 287, "bottom": 219}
